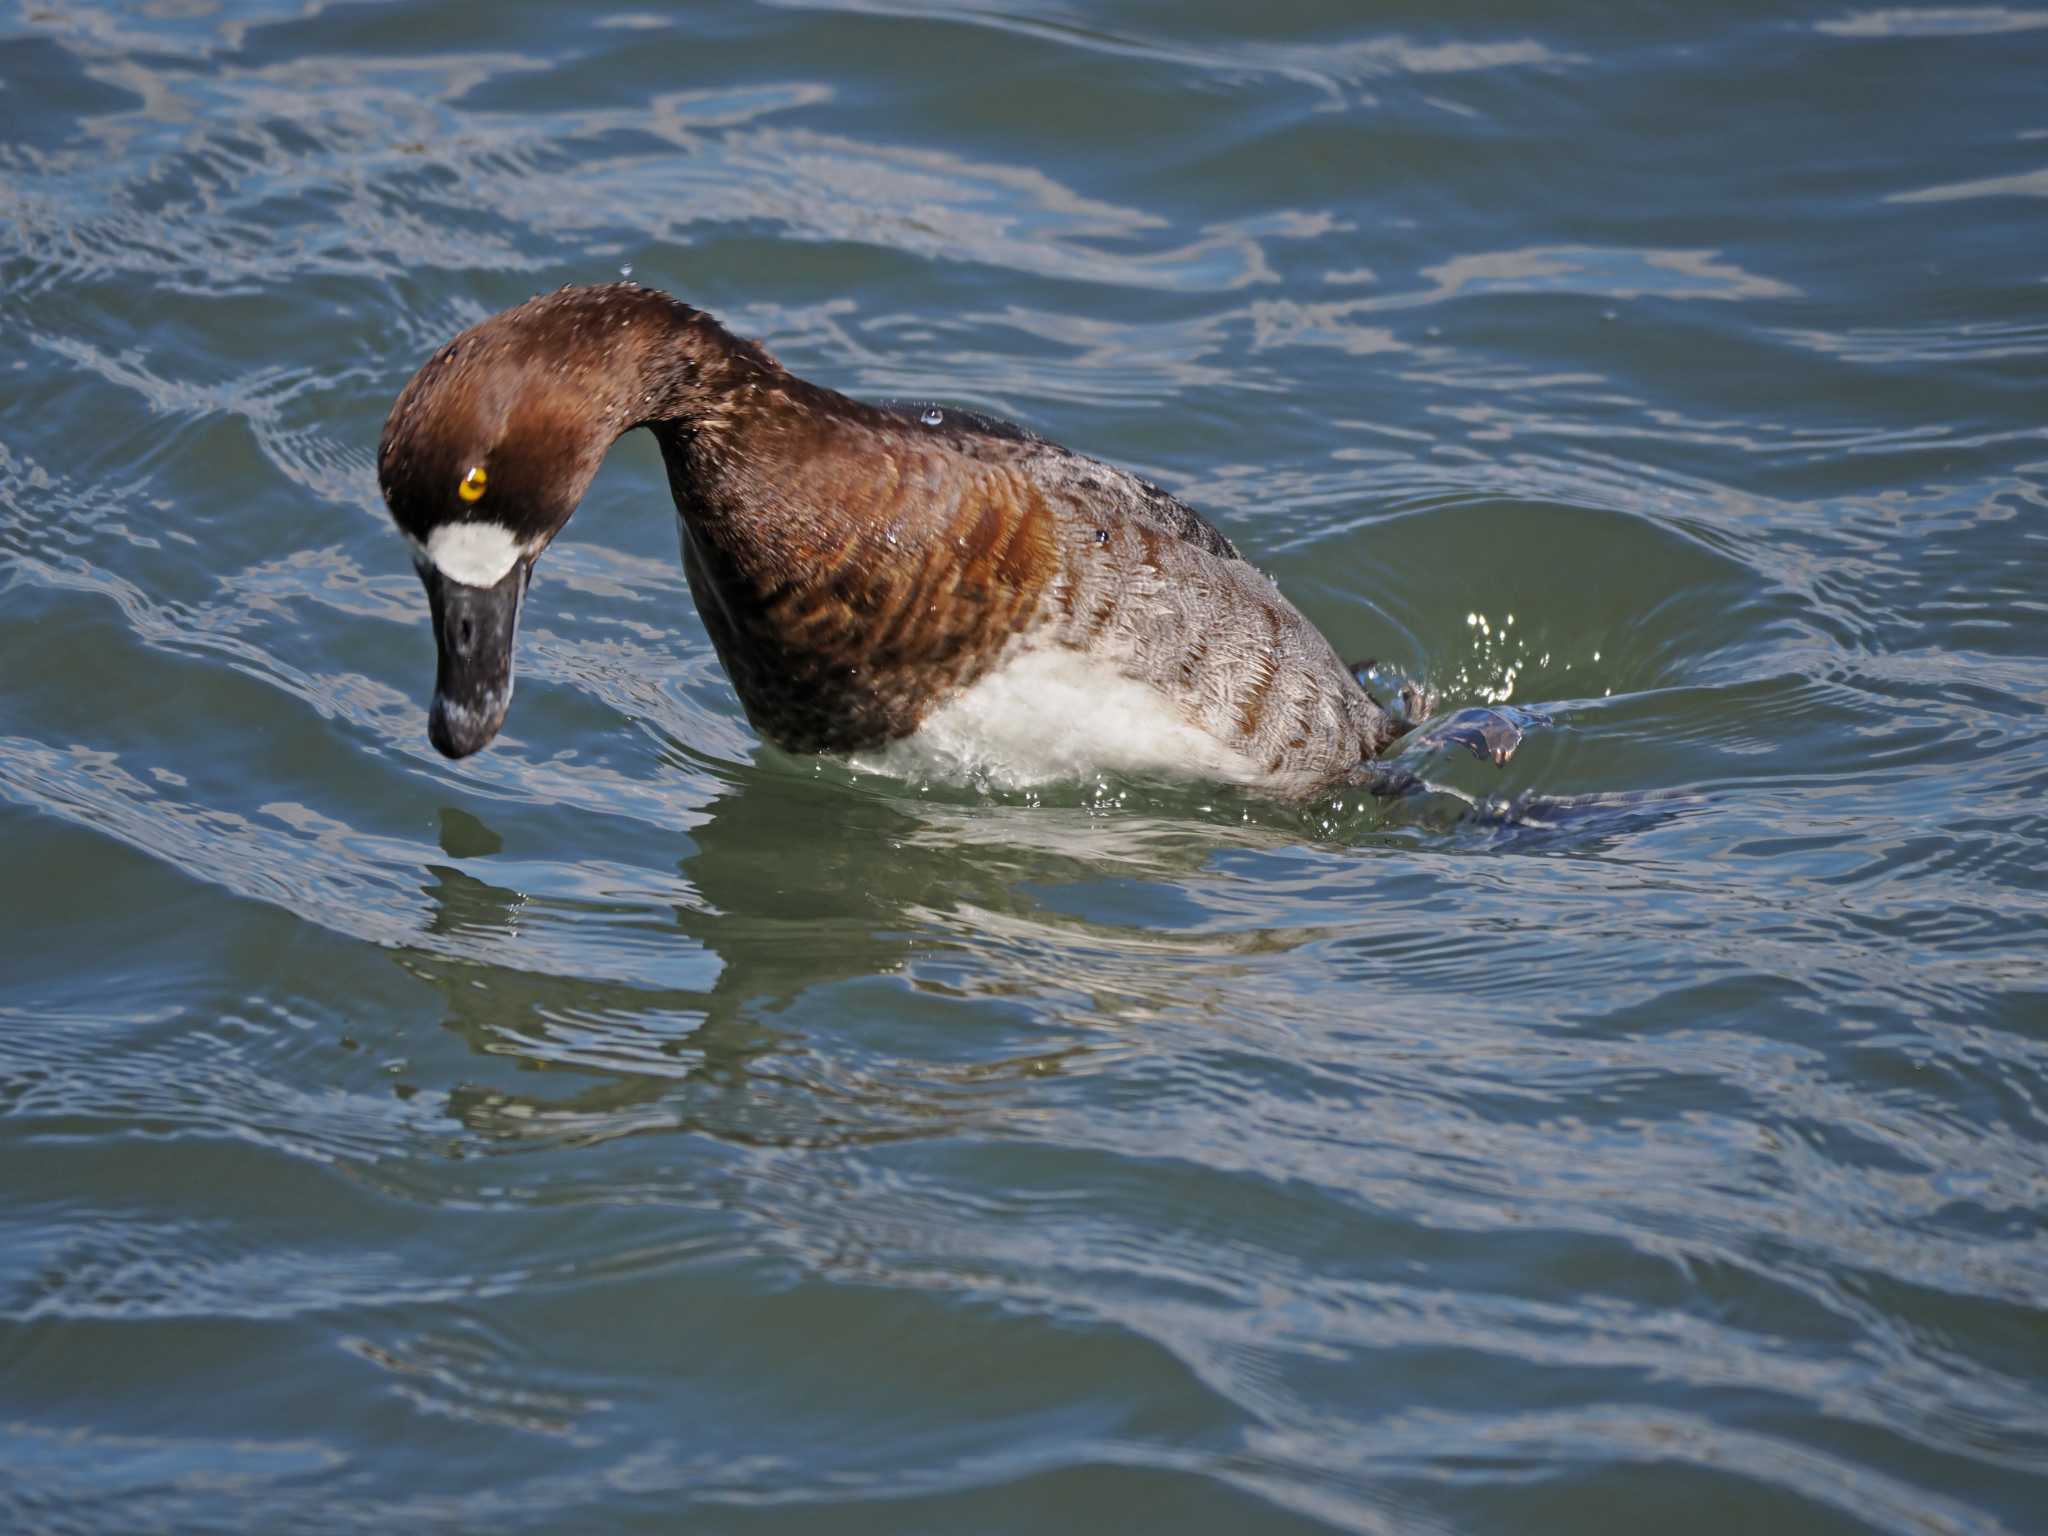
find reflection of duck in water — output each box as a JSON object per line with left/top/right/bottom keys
{"left": 378, "top": 284, "right": 1521, "bottom": 797}
{"left": 407, "top": 779, "right": 1170, "bottom": 1151}
{"left": 404, "top": 748, "right": 1667, "bottom": 1150}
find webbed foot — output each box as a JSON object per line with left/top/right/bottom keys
{"left": 1406, "top": 705, "right": 1550, "bottom": 767}
{"left": 1350, "top": 661, "right": 1436, "bottom": 745}
{"left": 1350, "top": 662, "right": 1547, "bottom": 768}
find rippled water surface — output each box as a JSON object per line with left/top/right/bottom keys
{"left": 4, "top": 2, "right": 2047, "bottom": 1531}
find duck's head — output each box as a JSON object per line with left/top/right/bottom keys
{"left": 377, "top": 288, "right": 666, "bottom": 757}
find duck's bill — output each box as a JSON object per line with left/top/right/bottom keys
{"left": 419, "top": 559, "right": 529, "bottom": 758}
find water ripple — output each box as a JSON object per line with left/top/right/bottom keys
{"left": 4, "top": 1, "right": 2046, "bottom": 1531}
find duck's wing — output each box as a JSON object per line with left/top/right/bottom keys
{"left": 871, "top": 398, "right": 1242, "bottom": 565}
{"left": 1020, "top": 443, "right": 1244, "bottom": 565}
{"left": 1111, "top": 468, "right": 1241, "bottom": 564}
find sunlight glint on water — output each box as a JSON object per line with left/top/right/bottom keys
{"left": 1, "top": 2, "right": 2045, "bottom": 1533}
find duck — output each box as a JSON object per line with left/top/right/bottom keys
{"left": 377, "top": 283, "right": 1513, "bottom": 798}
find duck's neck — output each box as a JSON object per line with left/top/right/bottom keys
{"left": 596, "top": 291, "right": 771, "bottom": 438}
{"left": 489, "top": 289, "right": 780, "bottom": 589}
{"left": 623, "top": 301, "right": 859, "bottom": 589}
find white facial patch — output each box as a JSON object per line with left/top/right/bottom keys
{"left": 421, "top": 521, "right": 523, "bottom": 588}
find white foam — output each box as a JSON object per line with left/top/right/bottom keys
{"left": 852, "top": 645, "right": 1260, "bottom": 792}
{"left": 423, "top": 521, "right": 523, "bottom": 588}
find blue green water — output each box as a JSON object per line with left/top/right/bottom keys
{"left": 3, "top": 2, "right": 2046, "bottom": 1531}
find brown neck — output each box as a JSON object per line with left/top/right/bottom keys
{"left": 619, "top": 293, "right": 778, "bottom": 432}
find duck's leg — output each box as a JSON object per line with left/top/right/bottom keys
{"left": 1352, "top": 656, "right": 1542, "bottom": 767}
{"left": 1348, "top": 659, "right": 1421, "bottom": 744}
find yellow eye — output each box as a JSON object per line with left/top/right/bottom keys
{"left": 458, "top": 465, "right": 488, "bottom": 503}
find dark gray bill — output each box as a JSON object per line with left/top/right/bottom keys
{"left": 419, "top": 558, "right": 528, "bottom": 758}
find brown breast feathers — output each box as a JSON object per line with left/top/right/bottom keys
{"left": 651, "top": 382, "right": 1059, "bottom": 753}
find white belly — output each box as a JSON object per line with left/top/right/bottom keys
{"left": 850, "top": 645, "right": 1263, "bottom": 793}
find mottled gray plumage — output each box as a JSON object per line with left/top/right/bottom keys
{"left": 903, "top": 420, "right": 1402, "bottom": 796}
{"left": 379, "top": 283, "right": 1412, "bottom": 794}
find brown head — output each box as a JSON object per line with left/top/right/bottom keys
{"left": 377, "top": 284, "right": 754, "bottom": 756}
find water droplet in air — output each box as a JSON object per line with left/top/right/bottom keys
{"left": 620, "top": 263, "right": 634, "bottom": 278}
{"left": 920, "top": 407, "right": 943, "bottom": 427}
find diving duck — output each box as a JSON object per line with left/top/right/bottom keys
{"left": 378, "top": 284, "right": 1512, "bottom": 797}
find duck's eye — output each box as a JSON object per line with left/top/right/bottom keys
{"left": 458, "top": 465, "right": 488, "bottom": 503}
